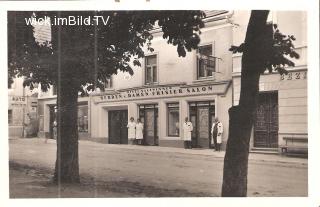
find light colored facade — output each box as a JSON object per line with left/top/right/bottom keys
{"left": 90, "top": 11, "right": 233, "bottom": 148}
{"left": 37, "top": 10, "right": 308, "bottom": 152}
{"left": 8, "top": 77, "right": 38, "bottom": 137}
{"left": 232, "top": 11, "right": 308, "bottom": 152}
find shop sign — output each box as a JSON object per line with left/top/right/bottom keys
{"left": 94, "top": 84, "right": 226, "bottom": 103}
{"left": 9, "top": 96, "right": 27, "bottom": 107}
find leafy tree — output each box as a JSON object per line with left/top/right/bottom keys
{"left": 221, "top": 10, "right": 299, "bottom": 196}
{"left": 8, "top": 10, "right": 205, "bottom": 183}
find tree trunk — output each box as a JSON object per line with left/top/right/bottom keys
{"left": 221, "top": 10, "right": 269, "bottom": 197}
{"left": 53, "top": 68, "right": 80, "bottom": 183}
{"left": 52, "top": 18, "right": 80, "bottom": 183}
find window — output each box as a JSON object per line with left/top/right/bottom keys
{"left": 167, "top": 103, "right": 180, "bottom": 137}
{"left": 145, "top": 55, "right": 157, "bottom": 84}
{"left": 104, "top": 77, "right": 113, "bottom": 89}
{"left": 52, "top": 85, "right": 57, "bottom": 95}
{"left": 197, "top": 44, "right": 215, "bottom": 79}
{"left": 78, "top": 105, "right": 88, "bottom": 132}
{"left": 8, "top": 110, "right": 13, "bottom": 124}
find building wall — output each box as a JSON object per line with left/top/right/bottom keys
{"left": 231, "top": 11, "right": 308, "bottom": 151}
{"left": 112, "top": 18, "right": 233, "bottom": 90}
{"left": 8, "top": 77, "right": 38, "bottom": 137}
{"left": 89, "top": 14, "right": 234, "bottom": 148}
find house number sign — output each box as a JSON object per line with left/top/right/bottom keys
{"left": 280, "top": 71, "right": 307, "bottom": 81}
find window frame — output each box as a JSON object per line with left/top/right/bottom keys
{"left": 145, "top": 54, "right": 158, "bottom": 85}
{"left": 167, "top": 102, "right": 180, "bottom": 137}
{"left": 197, "top": 43, "right": 216, "bottom": 79}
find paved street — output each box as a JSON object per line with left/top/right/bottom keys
{"left": 9, "top": 138, "right": 307, "bottom": 197}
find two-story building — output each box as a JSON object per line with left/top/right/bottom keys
{"left": 89, "top": 11, "right": 234, "bottom": 148}
{"left": 36, "top": 10, "right": 308, "bottom": 152}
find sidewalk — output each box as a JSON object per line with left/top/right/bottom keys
{"left": 16, "top": 137, "right": 307, "bottom": 165}
{"left": 9, "top": 137, "right": 308, "bottom": 197}
{"left": 79, "top": 139, "right": 307, "bottom": 165}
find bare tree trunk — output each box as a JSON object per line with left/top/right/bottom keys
{"left": 221, "top": 10, "right": 269, "bottom": 197}
{"left": 51, "top": 18, "right": 80, "bottom": 183}
{"left": 53, "top": 68, "right": 80, "bottom": 183}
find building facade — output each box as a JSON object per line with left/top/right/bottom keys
{"left": 8, "top": 77, "right": 38, "bottom": 137}
{"left": 89, "top": 11, "right": 233, "bottom": 148}
{"left": 36, "top": 10, "right": 308, "bottom": 152}
{"left": 232, "top": 11, "right": 308, "bottom": 152}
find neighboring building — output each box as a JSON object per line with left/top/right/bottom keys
{"left": 8, "top": 77, "right": 38, "bottom": 137}
{"left": 232, "top": 11, "right": 308, "bottom": 153}
{"left": 37, "top": 85, "right": 90, "bottom": 139}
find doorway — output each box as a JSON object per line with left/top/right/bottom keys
{"left": 108, "top": 110, "right": 128, "bottom": 144}
{"left": 49, "top": 105, "right": 57, "bottom": 139}
{"left": 254, "top": 91, "right": 279, "bottom": 148}
{"left": 139, "top": 104, "right": 158, "bottom": 146}
{"left": 189, "top": 101, "right": 215, "bottom": 148}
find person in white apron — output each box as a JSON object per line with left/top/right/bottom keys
{"left": 127, "top": 117, "right": 136, "bottom": 145}
{"left": 135, "top": 118, "right": 144, "bottom": 145}
{"left": 182, "top": 117, "right": 193, "bottom": 149}
{"left": 211, "top": 117, "right": 223, "bottom": 151}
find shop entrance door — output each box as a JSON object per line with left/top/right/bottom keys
{"left": 254, "top": 92, "right": 278, "bottom": 148}
{"left": 189, "top": 102, "right": 215, "bottom": 148}
{"left": 139, "top": 104, "right": 158, "bottom": 146}
{"left": 108, "top": 110, "right": 128, "bottom": 144}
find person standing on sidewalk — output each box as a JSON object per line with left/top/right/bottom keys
{"left": 211, "top": 117, "right": 223, "bottom": 151}
{"left": 127, "top": 117, "right": 136, "bottom": 145}
{"left": 182, "top": 117, "right": 193, "bottom": 149}
{"left": 135, "top": 118, "right": 144, "bottom": 145}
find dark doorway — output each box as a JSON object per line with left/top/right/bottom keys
{"left": 189, "top": 101, "right": 215, "bottom": 148}
{"left": 139, "top": 104, "right": 158, "bottom": 146}
{"left": 49, "top": 105, "right": 56, "bottom": 139}
{"left": 254, "top": 91, "right": 279, "bottom": 148}
{"left": 108, "top": 110, "right": 128, "bottom": 144}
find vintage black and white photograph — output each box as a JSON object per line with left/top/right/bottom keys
{"left": 6, "top": 8, "right": 310, "bottom": 199}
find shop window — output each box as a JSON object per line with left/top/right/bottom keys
{"left": 167, "top": 103, "right": 180, "bottom": 137}
{"left": 197, "top": 44, "right": 215, "bottom": 79}
{"left": 8, "top": 110, "right": 13, "bottom": 124}
{"left": 78, "top": 105, "right": 88, "bottom": 132}
{"left": 145, "top": 55, "right": 157, "bottom": 84}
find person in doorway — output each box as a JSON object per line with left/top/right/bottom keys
{"left": 182, "top": 117, "right": 193, "bottom": 149}
{"left": 127, "top": 117, "right": 136, "bottom": 145}
{"left": 135, "top": 118, "right": 144, "bottom": 145}
{"left": 23, "top": 113, "right": 32, "bottom": 138}
{"left": 53, "top": 119, "right": 57, "bottom": 140}
{"left": 211, "top": 117, "right": 223, "bottom": 151}
{"left": 46, "top": 119, "right": 57, "bottom": 143}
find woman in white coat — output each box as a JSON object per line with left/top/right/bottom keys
{"left": 182, "top": 117, "right": 193, "bottom": 149}
{"left": 135, "top": 118, "right": 144, "bottom": 145}
{"left": 127, "top": 117, "right": 136, "bottom": 145}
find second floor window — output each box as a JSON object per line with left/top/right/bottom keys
{"left": 52, "top": 85, "right": 57, "bottom": 95}
{"left": 197, "top": 44, "right": 215, "bottom": 79}
{"left": 104, "top": 77, "right": 113, "bottom": 89}
{"left": 145, "top": 55, "right": 157, "bottom": 84}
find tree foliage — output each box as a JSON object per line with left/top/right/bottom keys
{"left": 229, "top": 23, "right": 300, "bottom": 75}
{"left": 8, "top": 11, "right": 205, "bottom": 92}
